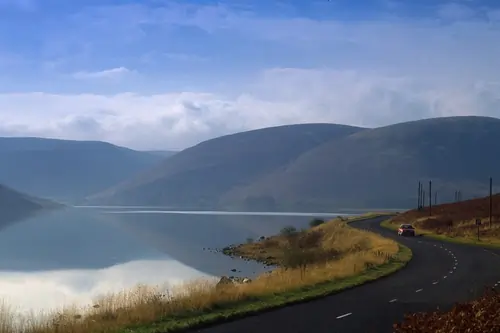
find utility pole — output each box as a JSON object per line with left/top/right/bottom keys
{"left": 429, "top": 180, "right": 432, "bottom": 216}
{"left": 490, "top": 177, "right": 493, "bottom": 229}
{"left": 423, "top": 190, "right": 426, "bottom": 208}
{"left": 417, "top": 181, "right": 421, "bottom": 210}
{"left": 418, "top": 182, "right": 424, "bottom": 210}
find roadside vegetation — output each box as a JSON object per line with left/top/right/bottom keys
{"left": 383, "top": 194, "right": 500, "bottom": 247}
{"left": 0, "top": 212, "right": 409, "bottom": 333}
{"left": 394, "top": 288, "right": 500, "bottom": 333}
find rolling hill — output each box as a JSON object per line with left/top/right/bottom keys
{"left": 0, "top": 137, "right": 166, "bottom": 203}
{"left": 0, "top": 183, "right": 62, "bottom": 228}
{"left": 89, "top": 116, "right": 500, "bottom": 211}
{"left": 221, "top": 116, "right": 500, "bottom": 210}
{"left": 87, "top": 123, "right": 364, "bottom": 208}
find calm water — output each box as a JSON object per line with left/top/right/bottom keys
{"left": 0, "top": 207, "right": 354, "bottom": 313}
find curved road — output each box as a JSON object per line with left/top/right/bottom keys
{"left": 188, "top": 216, "right": 500, "bottom": 333}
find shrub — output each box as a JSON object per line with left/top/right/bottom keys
{"left": 280, "top": 225, "right": 298, "bottom": 237}
{"left": 309, "top": 218, "right": 325, "bottom": 227}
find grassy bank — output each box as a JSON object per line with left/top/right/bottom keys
{"left": 0, "top": 213, "right": 410, "bottom": 333}
{"left": 224, "top": 212, "right": 397, "bottom": 266}
{"left": 381, "top": 196, "right": 500, "bottom": 248}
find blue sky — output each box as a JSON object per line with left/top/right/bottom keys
{"left": 0, "top": 0, "right": 500, "bottom": 149}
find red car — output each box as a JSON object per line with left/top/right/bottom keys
{"left": 398, "top": 224, "right": 416, "bottom": 237}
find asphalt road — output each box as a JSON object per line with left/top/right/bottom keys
{"left": 188, "top": 216, "right": 500, "bottom": 333}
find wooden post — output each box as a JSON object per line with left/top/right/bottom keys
{"left": 490, "top": 177, "right": 493, "bottom": 228}
{"left": 417, "top": 181, "right": 421, "bottom": 210}
{"left": 429, "top": 180, "right": 432, "bottom": 216}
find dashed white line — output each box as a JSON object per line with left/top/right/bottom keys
{"left": 432, "top": 281, "right": 439, "bottom": 285}
{"left": 415, "top": 289, "right": 423, "bottom": 293}
{"left": 336, "top": 313, "right": 352, "bottom": 319}
{"left": 389, "top": 299, "right": 398, "bottom": 303}
{"left": 443, "top": 276, "right": 447, "bottom": 279}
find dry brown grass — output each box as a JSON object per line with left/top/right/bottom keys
{"left": 0, "top": 218, "right": 399, "bottom": 333}
{"left": 394, "top": 289, "right": 500, "bottom": 332}
{"left": 388, "top": 194, "right": 500, "bottom": 245}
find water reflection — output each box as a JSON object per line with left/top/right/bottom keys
{"left": 100, "top": 208, "right": 344, "bottom": 276}
{"left": 0, "top": 207, "right": 351, "bottom": 313}
{"left": 0, "top": 208, "right": 167, "bottom": 271}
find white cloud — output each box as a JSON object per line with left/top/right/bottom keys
{"left": 0, "top": 69, "right": 499, "bottom": 150}
{"left": 72, "top": 67, "right": 132, "bottom": 80}
{"left": 1, "top": 2, "right": 500, "bottom": 150}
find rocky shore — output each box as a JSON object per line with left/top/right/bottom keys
{"left": 203, "top": 242, "right": 276, "bottom": 288}
{"left": 215, "top": 275, "right": 253, "bottom": 290}
{"left": 202, "top": 245, "right": 278, "bottom": 269}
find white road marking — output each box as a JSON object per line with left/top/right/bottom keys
{"left": 336, "top": 313, "right": 352, "bottom": 319}
{"left": 432, "top": 281, "right": 439, "bottom": 285}
{"left": 484, "top": 249, "right": 500, "bottom": 258}
{"left": 415, "top": 289, "right": 423, "bottom": 293}
{"left": 389, "top": 299, "right": 398, "bottom": 303}
{"left": 449, "top": 271, "right": 453, "bottom": 274}
{"left": 443, "top": 276, "right": 447, "bottom": 279}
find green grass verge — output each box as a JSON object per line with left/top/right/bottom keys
{"left": 380, "top": 219, "right": 500, "bottom": 249}
{"left": 380, "top": 219, "right": 399, "bottom": 230}
{"left": 122, "top": 244, "right": 412, "bottom": 333}
{"left": 344, "top": 212, "right": 398, "bottom": 224}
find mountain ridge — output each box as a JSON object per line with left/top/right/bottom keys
{"left": 0, "top": 137, "right": 166, "bottom": 203}
{"left": 221, "top": 115, "right": 500, "bottom": 210}
{"left": 87, "top": 123, "right": 365, "bottom": 207}
{"left": 0, "top": 183, "right": 62, "bottom": 228}
{"left": 88, "top": 116, "right": 500, "bottom": 211}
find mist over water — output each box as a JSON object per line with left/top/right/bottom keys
{"left": 0, "top": 207, "right": 353, "bottom": 313}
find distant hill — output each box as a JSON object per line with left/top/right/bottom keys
{"left": 0, "top": 183, "right": 61, "bottom": 228}
{"left": 0, "top": 137, "right": 165, "bottom": 203}
{"left": 222, "top": 116, "right": 500, "bottom": 210}
{"left": 89, "top": 116, "right": 500, "bottom": 211}
{"left": 87, "top": 123, "right": 364, "bottom": 208}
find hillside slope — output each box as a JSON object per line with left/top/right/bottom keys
{"left": 0, "top": 184, "right": 61, "bottom": 228}
{"left": 0, "top": 137, "right": 165, "bottom": 202}
{"left": 224, "top": 116, "right": 500, "bottom": 210}
{"left": 88, "top": 123, "right": 364, "bottom": 208}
